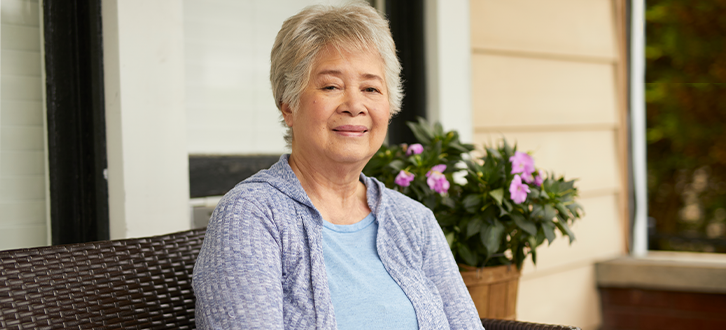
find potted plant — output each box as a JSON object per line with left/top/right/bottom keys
{"left": 364, "top": 118, "right": 583, "bottom": 320}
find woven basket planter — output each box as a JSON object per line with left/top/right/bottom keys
{"left": 460, "top": 264, "right": 521, "bottom": 320}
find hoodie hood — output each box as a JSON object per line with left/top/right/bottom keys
{"left": 240, "top": 155, "right": 387, "bottom": 220}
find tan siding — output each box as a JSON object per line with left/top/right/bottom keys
{"left": 2, "top": 50, "right": 42, "bottom": 76}
{"left": 521, "top": 194, "right": 624, "bottom": 273}
{"left": 0, "top": 150, "right": 44, "bottom": 176}
{"left": 517, "top": 264, "right": 602, "bottom": 330}
{"left": 0, "top": 177, "right": 45, "bottom": 201}
{"left": 0, "top": 24, "right": 41, "bottom": 52}
{"left": 1, "top": 75, "right": 42, "bottom": 100}
{"left": 0, "top": 201, "right": 45, "bottom": 226}
{"left": 472, "top": 54, "right": 618, "bottom": 129}
{"left": 470, "top": 0, "right": 628, "bottom": 328}
{"left": 474, "top": 130, "right": 620, "bottom": 194}
{"left": 471, "top": 0, "right": 617, "bottom": 59}
{"left": 0, "top": 224, "right": 48, "bottom": 250}
{"left": 0, "top": 0, "right": 48, "bottom": 249}
{"left": 0, "top": 0, "right": 41, "bottom": 26}
{"left": 1, "top": 126, "right": 44, "bottom": 150}
{"left": 1, "top": 101, "right": 43, "bottom": 126}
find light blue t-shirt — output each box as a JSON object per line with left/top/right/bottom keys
{"left": 322, "top": 213, "right": 419, "bottom": 330}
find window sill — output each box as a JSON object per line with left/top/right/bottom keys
{"left": 595, "top": 251, "right": 726, "bottom": 293}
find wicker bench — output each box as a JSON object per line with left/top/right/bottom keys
{"left": 0, "top": 229, "right": 580, "bottom": 330}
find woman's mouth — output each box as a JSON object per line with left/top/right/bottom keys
{"left": 333, "top": 125, "right": 368, "bottom": 136}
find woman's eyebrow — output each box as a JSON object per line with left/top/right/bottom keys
{"left": 315, "top": 70, "right": 383, "bottom": 83}
{"left": 360, "top": 73, "right": 384, "bottom": 83}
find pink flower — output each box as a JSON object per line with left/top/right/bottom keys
{"left": 509, "top": 151, "right": 535, "bottom": 175}
{"left": 395, "top": 170, "right": 415, "bottom": 187}
{"left": 406, "top": 143, "right": 424, "bottom": 156}
{"left": 426, "top": 164, "right": 449, "bottom": 194}
{"left": 534, "top": 170, "right": 545, "bottom": 187}
{"left": 509, "top": 174, "right": 530, "bottom": 204}
{"left": 521, "top": 171, "right": 534, "bottom": 184}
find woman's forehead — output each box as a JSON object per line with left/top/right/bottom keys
{"left": 311, "top": 44, "right": 384, "bottom": 76}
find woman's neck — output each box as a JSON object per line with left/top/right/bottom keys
{"left": 288, "top": 152, "right": 371, "bottom": 225}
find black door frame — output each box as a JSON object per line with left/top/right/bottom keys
{"left": 44, "top": 0, "right": 109, "bottom": 244}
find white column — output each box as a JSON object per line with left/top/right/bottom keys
{"left": 630, "top": 0, "right": 648, "bottom": 257}
{"left": 424, "top": 0, "right": 473, "bottom": 143}
{"left": 102, "top": 0, "right": 190, "bottom": 239}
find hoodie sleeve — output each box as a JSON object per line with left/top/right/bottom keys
{"left": 193, "top": 195, "right": 284, "bottom": 330}
{"left": 420, "top": 208, "right": 485, "bottom": 330}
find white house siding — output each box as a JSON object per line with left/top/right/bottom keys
{"left": 470, "top": 0, "right": 628, "bottom": 329}
{"left": 0, "top": 0, "right": 47, "bottom": 250}
{"left": 183, "top": 0, "right": 349, "bottom": 155}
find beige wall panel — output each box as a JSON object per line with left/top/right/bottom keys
{"left": 471, "top": 0, "right": 616, "bottom": 59}
{"left": 1, "top": 25, "right": 40, "bottom": 52}
{"left": 0, "top": 177, "right": 44, "bottom": 200}
{"left": 517, "top": 264, "right": 601, "bottom": 330}
{"left": 0, "top": 151, "right": 44, "bottom": 176}
{"left": 0, "top": 225, "right": 48, "bottom": 250}
{"left": 2, "top": 50, "right": 41, "bottom": 76}
{"left": 473, "top": 130, "right": 620, "bottom": 194}
{"left": 1, "top": 76, "right": 42, "bottom": 101}
{"left": 1, "top": 101, "right": 43, "bottom": 126}
{"left": 1, "top": 126, "right": 44, "bottom": 150}
{"left": 1, "top": 0, "right": 41, "bottom": 26}
{"left": 0, "top": 201, "right": 45, "bottom": 226}
{"left": 520, "top": 193, "right": 624, "bottom": 276}
{"left": 472, "top": 54, "right": 618, "bottom": 129}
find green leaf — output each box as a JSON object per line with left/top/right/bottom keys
{"left": 388, "top": 160, "right": 404, "bottom": 171}
{"left": 480, "top": 219, "right": 505, "bottom": 256}
{"left": 566, "top": 202, "right": 584, "bottom": 218}
{"left": 502, "top": 199, "right": 513, "bottom": 212}
{"left": 555, "top": 203, "right": 570, "bottom": 218}
{"left": 542, "top": 221, "right": 556, "bottom": 244}
{"left": 463, "top": 194, "right": 481, "bottom": 213}
{"left": 466, "top": 217, "right": 483, "bottom": 239}
{"left": 433, "top": 121, "right": 444, "bottom": 136}
{"left": 555, "top": 216, "right": 576, "bottom": 243}
{"left": 502, "top": 139, "right": 514, "bottom": 158}
{"left": 457, "top": 244, "right": 478, "bottom": 266}
{"left": 511, "top": 212, "right": 537, "bottom": 236}
{"left": 445, "top": 231, "right": 455, "bottom": 248}
{"left": 489, "top": 188, "right": 504, "bottom": 205}
{"left": 543, "top": 204, "right": 557, "bottom": 221}
{"left": 529, "top": 188, "right": 540, "bottom": 199}
{"left": 531, "top": 204, "right": 544, "bottom": 220}
{"left": 442, "top": 196, "right": 456, "bottom": 208}
{"left": 407, "top": 120, "right": 432, "bottom": 144}
{"left": 528, "top": 236, "right": 538, "bottom": 265}
{"left": 535, "top": 228, "right": 546, "bottom": 246}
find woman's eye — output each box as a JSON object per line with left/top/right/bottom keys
{"left": 322, "top": 86, "right": 338, "bottom": 91}
{"left": 364, "top": 87, "right": 380, "bottom": 93}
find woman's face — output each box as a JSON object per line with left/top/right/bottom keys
{"left": 283, "top": 44, "right": 390, "bottom": 168}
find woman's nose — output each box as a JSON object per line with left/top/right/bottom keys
{"left": 340, "top": 90, "right": 366, "bottom": 116}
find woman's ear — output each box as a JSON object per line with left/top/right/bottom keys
{"left": 281, "top": 103, "right": 294, "bottom": 127}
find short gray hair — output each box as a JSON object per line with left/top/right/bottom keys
{"left": 270, "top": 2, "right": 403, "bottom": 146}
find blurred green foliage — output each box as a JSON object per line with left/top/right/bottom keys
{"left": 646, "top": 0, "right": 726, "bottom": 252}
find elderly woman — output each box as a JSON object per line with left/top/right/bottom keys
{"left": 193, "top": 3, "right": 482, "bottom": 330}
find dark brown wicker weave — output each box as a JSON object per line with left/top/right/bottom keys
{"left": 0, "top": 228, "right": 580, "bottom": 330}
{"left": 481, "top": 318, "right": 582, "bottom": 330}
{"left": 0, "top": 229, "right": 206, "bottom": 330}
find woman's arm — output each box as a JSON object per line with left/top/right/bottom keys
{"left": 193, "top": 196, "right": 284, "bottom": 330}
{"left": 420, "top": 209, "right": 485, "bottom": 330}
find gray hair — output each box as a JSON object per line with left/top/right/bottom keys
{"left": 270, "top": 2, "right": 403, "bottom": 147}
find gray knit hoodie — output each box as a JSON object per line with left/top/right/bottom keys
{"left": 193, "top": 155, "right": 483, "bottom": 330}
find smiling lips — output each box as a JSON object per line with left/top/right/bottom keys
{"left": 333, "top": 125, "right": 368, "bottom": 136}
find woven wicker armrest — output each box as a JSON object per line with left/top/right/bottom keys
{"left": 0, "top": 228, "right": 206, "bottom": 330}
{"left": 481, "top": 318, "right": 582, "bottom": 330}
